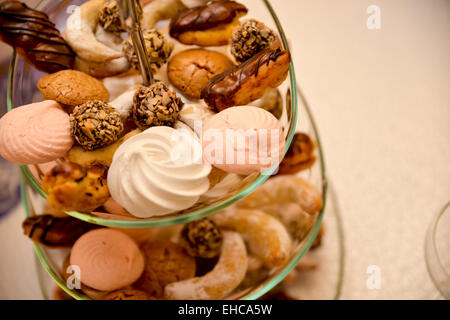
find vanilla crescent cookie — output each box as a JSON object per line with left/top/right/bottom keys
{"left": 142, "top": 0, "right": 186, "bottom": 29}
{"left": 164, "top": 231, "right": 247, "bottom": 300}
{"left": 235, "top": 176, "right": 323, "bottom": 240}
{"left": 236, "top": 175, "right": 323, "bottom": 215}
{"left": 64, "top": 0, "right": 124, "bottom": 62}
{"left": 0, "top": 100, "right": 73, "bottom": 164}
{"left": 212, "top": 208, "right": 292, "bottom": 268}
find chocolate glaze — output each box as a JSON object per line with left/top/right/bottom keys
{"left": 170, "top": 0, "right": 247, "bottom": 37}
{"left": 0, "top": 1, "right": 74, "bottom": 73}
{"left": 201, "top": 48, "right": 289, "bottom": 112}
{"left": 23, "top": 214, "right": 99, "bottom": 247}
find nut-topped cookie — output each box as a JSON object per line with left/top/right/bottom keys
{"left": 99, "top": 0, "right": 127, "bottom": 34}
{"left": 132, "top": 82, "right": 183, "bottom": 130}
{"left": 136, "top": 241, "right": 196, "bottom": 298}
{"left": 70, "top": 101, "right": 124, "bottom": 151}
{"left": 122, "top": 29, "right": 174, "bottom": 73}
{"left": 42, "top": 162, "right": 110, "bottom": 213}
{"left": 231, "top": 19, "right": 276, "bottom": 63}
{"left": 169, "top": 0, "right": 248, "bottom": 46}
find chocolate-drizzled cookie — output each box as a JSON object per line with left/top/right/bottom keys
{"left": 0, "top": 1, "right": 74, "bottom": 73}
{"left": 169, "top": 0, "right": 247, "bottom": 46}
{"left": 22, "top": 214, "right": 99, "bottom": 247}
{"left": 201, "top": 48, "right": 290, "bottom": 112}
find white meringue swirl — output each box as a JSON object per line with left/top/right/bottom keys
{"left": 108, "top": 126, "right": 211, "bottom": 218}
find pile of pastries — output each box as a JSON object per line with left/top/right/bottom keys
{"left": 0, "top": 0, "right": 324, "bottom": 300}
{"left": 0, "top": 0, "right": 292, "bottom": 218}
{"left": 24, "top": 171, "right": 323, "bottom": 300}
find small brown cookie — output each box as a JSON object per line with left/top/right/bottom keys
{"left": 37, "top": 70, "right": 109, "bottom": 108}
{"left": 105, "top": 289, "right": 156, "bottom": 300}
{"left": 168, "top": 49, "right": 234, "bottom": 99}
{"left": 136, "top": 241, "right": 196, "bottom": 298}
{"left": 277, "top": 132, "right": 316, "bottom": 175}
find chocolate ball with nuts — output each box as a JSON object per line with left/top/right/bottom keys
{"left": 70, "top": 101, "right": 124, "bottom": 151}
{"left": 180, "top": 218, "right": 223, "bottom": 258}
{"left": 99, "top": 0, "right": 127, "bottom": 34}
{"left": 231, "top": 19, "right": 276, "bottom": 63}
{"left": 122, "top": 29, "right": 174, "bottom": 73}
{"left": 132, "top": 82, "right": 183, "bottom": 129}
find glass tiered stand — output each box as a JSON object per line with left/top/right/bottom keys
{"left": 8, "top": 0, "right": 327, "bottom": 300}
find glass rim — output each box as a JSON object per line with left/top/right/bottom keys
{"left": 23, "top": 80, "right": 329, "bottom": 300}
{"left": 425, "top": 201, "right": 450, "bottom": 298}
{"left": 8, "top": 0, "right": 300, "bottom": 228}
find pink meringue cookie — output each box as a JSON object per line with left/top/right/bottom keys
{"left": 202, "top": 106, "right": 285, "bottom": 175}
{"left": 70, "top": 229, "right": 145, "bottom": 292}
{"left": 0, "top": 100, "right": 73, "bottom": 164}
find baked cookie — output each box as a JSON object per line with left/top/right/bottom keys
{"left": 201, "top": 48, "right": 290, "bottom": 112}
{"left": 105, "top": 289, "right": 155, "bottom": 300}
{"left": 37, "top": 70, "right": 109, "bottom": 109}
{"left": 70, "top": 101, "right": 124, "bottom": 151}
{"left": 170, "top": 0, "right": 247, "bottom": 46}
{"left": 236, "top": 175, "right": 323, "bottom": 240}
{"left": 66, "top": 129, "right": 140, "bottom": 168}
{"left": 42, "top": 162, "right": 110, "bottom": 213}
{"left": 168, "top": 49, "right": 234, "bottom": 99}
{"left": 231, "top": 19, "right": 276, "bottom": 63}
{"left": 277, "top": 132, "right": 316, "bottom": 175}
{"left": 212, "top": 209, "right": 292, "bottom": 268}
{"left": 22, "top": 214, "right": 98, "bottom": 248}
{"left": 136, "top": 241, "right": 196, "bottom": 298}
{"left": 53, "top": 286, "right": 74, "bottom": 300}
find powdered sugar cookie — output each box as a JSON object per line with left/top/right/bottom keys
{"left": 164, "top": 231, "right": 247, "bottom": 300}
{"left": 212, "top": 208, "right": 292, "bottom": 268}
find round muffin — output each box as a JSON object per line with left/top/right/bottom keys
{"left": 168, "top": 49, "right": 233, "bottom": 99}
{"left": 136, "top": 241, "right": 196, "bottom": 298}
{"left": 37, "top": 70, "right": 109, "bottom": 108}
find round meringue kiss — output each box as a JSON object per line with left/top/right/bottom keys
{"left": 70, "top": 229, "right": 144, "bottom": 292}
{"left": 202, "top": 106, "right": 285, "bottom": 175}
{"left": 0, "top": 100, "right": 73, "bottom": 164}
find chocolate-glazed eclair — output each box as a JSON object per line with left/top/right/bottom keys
{"left": 201, "top": 48, "right": 290, "bottom": 112}
{"left": 22, "top": 214, "right": 99, "bottom": 248}
{"left": 169, "top": 0, "right": 247, "bottom": 46}
{"left": 0, "top": 1, "right": 75, "bottom": 73}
